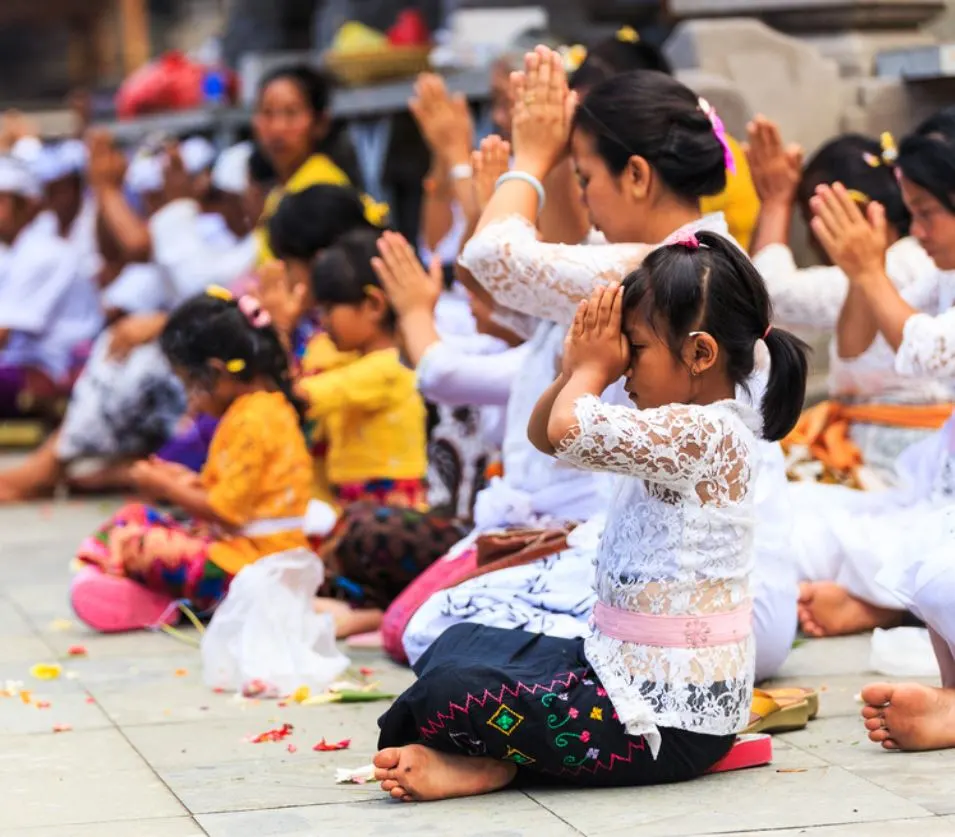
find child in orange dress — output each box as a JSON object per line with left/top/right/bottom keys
{"left": 71, "top": 287, "right": 314, "bottom": 632}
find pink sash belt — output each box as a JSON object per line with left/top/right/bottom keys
{"left": 592, "top": 600, "right": 752, "bottom": 648}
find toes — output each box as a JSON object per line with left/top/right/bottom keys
{"left": 861, "top": 683, "right": 895, "bottom": 707}
{"left": 861, "top": 705, "right": 882, "bottom": 720}
{"left": 882, "top": 738, "right": 900, "bottom": 750}
{"left": 374, "top": 747, "right": 402, "bottom": 770}
{"left": 390, "top": 785, "right": 407, "bottom": 800}
{"left": 863, "top": 716, "right": 886, "bottom": 731}
{"left": 380, "top": 779, "right": 399, "bottom": 793}
{"left": 798, "top": 582, "right": 815, "bottom": 604}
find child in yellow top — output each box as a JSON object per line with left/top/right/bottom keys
{"left": 72, "top": 288, "right": 314, "bottom": 633}
{"left": 299, "top": 228, "right": 428, "bottom": 508}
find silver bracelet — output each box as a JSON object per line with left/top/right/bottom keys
{"left": 495, "top": 171, "right": 546, "bottom": 213}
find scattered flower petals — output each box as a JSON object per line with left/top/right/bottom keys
{"left": 313, "top": 738, "right": 351, "bottom": 752}
{"left": 64, "top": 671, "right": 80, "bottom": 680}
{"left": 36, "top": 701, "right": 51, "bottom": 709}
{"left": 287, "top": 743, "right": 298, "bottom": 754}
{"left": 67, "top": 646, "right": 87, "bottom": 657}
{"left": 213, "top": 687, "right": 226, "bottom": 694}
{"left": 776, "top": 768, "right": 808, "bottom": 774}
{"left": 52, "top": 723, "right": 72, "bottom": 733}
{"left": 248, "top": 723, "right": 294, "bottom": 744}
{"left": 174, "top": 669, "right": 188, "bottom": 677}
{"left": 19, "top": 690, "right": 32, "bottom": 704}
{"left": 291, "top": 686, "right": 310, "bottom": 703}
{"left": 277, "top": 701, "right": 288, "bottom": 708}
{"left": 335, "top": 764, "right": 376, "bottom": 784}
{"left": 85, "top": 696, "right": 96, "bottom": 704}
{"left": 359, "top": 667, "right": 375, "bottom": 677}
{"left": 241, "top": 679, "right": 278, "bottom": 698}
{"left": 30, "top": 663, "right": 62, "bottom": 681}
{"left": 50, "top": 619, "right": 74, "bottom": 632}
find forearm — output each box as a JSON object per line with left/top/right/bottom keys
{"left": 420, "top": 161, "right": 455, "bottom": 252}
{"left": 97, "top": 188, "right": 151, "bottom": 260}
{"left": 859, "top": 271, "right": 919, "bottom": 352}
{"left": 835, "top": 284, "right": 879, "bottom": 359}
{"left": 547, "top": 369, "right": 610, "bottom": 448}
{"left": 528, "top": 373, "right": 567, "bottom": 455}
{"left": 163, "top": 482, "right": 229, "bottom": 525}
{"left": 750, "top": 200, "right": 793, "bottom": 257}
{"left": 398, "top": 309, "right": 442, "bottom": 368}
{"left": 538, "top": 160, "right": 588, "bottom": 245}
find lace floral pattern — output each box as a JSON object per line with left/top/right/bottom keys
{"left": 460, "top": 216, "right": 651, "bottom": 325}
{"left": 555, "top": 395, "right": 760, "bottom": 752}
{"left": 897, "top": 307, "right": 955, "bottom": 379}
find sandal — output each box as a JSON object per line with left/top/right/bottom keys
{"left": 763, "top": 686, "right": 819, "bottom": 720}
{"left": 706, "top": 734, "right": 773, "bottom": 774}
{"left": 743, "top": 689, "right": 811, "bottom": 734}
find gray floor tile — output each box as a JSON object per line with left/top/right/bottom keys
{"left": 11, "top": 816, "right": 208, "bottom": 836}
{"left": 198, "top": 794, "right": 583, "bottom": 837}
{"left": 0, "top": 727, "right": 186, "bottom": 830}
{"left": 733, "top": 815, "right": 955, "bottom": 837}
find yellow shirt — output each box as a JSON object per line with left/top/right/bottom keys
{"left": 202, "top": 391, "right": 314, "bottom": 576}
{"left": 700, "top": 134, "right": 760, "bottom": 252}
{"left": 256, "top": 153, "right": 352, "bottom": 264}
{"left": 299, "top": 348, "right": 428, "bottom": 486}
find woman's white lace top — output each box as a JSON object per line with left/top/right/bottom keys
{"left": 556, "top": 395, "right": 760, "bottom": 756}
{"left": 896, "top": 270, "right": 955, "bottom": 379}
{"left": 754, "top": 238, "right": 952, "bottom": 404}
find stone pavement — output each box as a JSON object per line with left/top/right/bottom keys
{"left": 1, "top": 499, "right": 954, "bottom": 837}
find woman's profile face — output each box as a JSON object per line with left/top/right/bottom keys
{"left": 571, "top": 128, "right": 643, "bottom": 244}
{"left": 253, "top": 78, "right": 320, "bottom": 177}
{"left": 900, "top": 174, "right": 955, "bottom": 270}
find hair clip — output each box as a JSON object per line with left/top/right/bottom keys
{"left": 846, "top": 189, "right": 870, "bottom": 206}
{"left": 862, "top": 152, "right": 881, "bottom": 168}
{"left": 237, "top": 295, "right": 272, "bottom": 329}
{"left": 206, "top": 285, "right": 233, "bottom": 302}
{"left": 664, "top": 230, "right": 700, "bottom": 250}
{"left": 698, "top": 98, "right": 737, "bottom": 176}
{"left": 616, "top": 26, "right": 639, "bottom": 44}
{"left": 561, "top": 44, "right": 588, "bottom": 73}
{"left": 361, "top": 194, "right": 389, "bottom": 227}
{"left": 880, "top": 131, "right": 898, "bottom": 165}
{"left": 226, "top": 359, "right": 246, "bottom": 373}
{"left": 763, "top": 324, "right": 773, "bottom": 340}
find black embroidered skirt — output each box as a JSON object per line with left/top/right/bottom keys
{"left": 378, "top": 623, "right": 735, "bottom": 788}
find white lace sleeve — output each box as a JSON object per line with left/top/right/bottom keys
{"left": 896, "top": 308, "right": 955, "bottom": 378}
{"left": 753, "top": 244, "right": 847, "bottom": 330}
{"left": 460, "top": 216, "right": 650, "bottom": 325}
{"left": 555, "top": 395, "right": 752, "bottom": 498}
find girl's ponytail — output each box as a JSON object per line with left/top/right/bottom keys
{"left": 760, "top": 326, "right": 810, "bottom": 442}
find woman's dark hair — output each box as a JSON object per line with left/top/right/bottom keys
{"left": 160, "top": 293, "right": 306, "bottom": 425}
{"left": 898, "top": 106, "right": 955, "bottom": 214}
{"left": 798, "top": 134, "right": 910, "bottom": 236}
{"left": 268, "top": 184, "right": 376, "bottom": 261}
{"left": 256, "top": 64, "right": 362, "bottom": 185}
{"left": 621, "top": 232, "right": 809, "bottom": 441}
{"left": 573, "top": 70, "right": 726, "bottom": 201}
{"left": 311, "top": 228, "right": 396, "bottom": 332}
{"left": 570, "top": 33, "right": 671, "bottom": 91}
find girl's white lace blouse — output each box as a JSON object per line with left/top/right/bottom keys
{"left": 556, "top": 395, "right": 760, "bottom": 756}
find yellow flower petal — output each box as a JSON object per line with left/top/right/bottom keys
{"left": 226, "top": 359, "right": 246, "bottom": 373}
{"left": 616, "top": 26, "right": 639, "bottom": 43}
{"left": 30, "top": 663, "right": 62, "bottom": 681}
{"left": 206, "top": 285, "right": 234, "bottom": 301}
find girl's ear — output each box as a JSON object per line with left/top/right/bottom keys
{"left": 311, "top": 111, "right": 331, "bottom": 143}
{"left": 626, "top": 155, "right": 652, "bottom": 201}
{"left": 684, "top": 331, "right": 719, "bottom": 376}
{"left": 362, "top": 286, "right": 389, "bottom": 322}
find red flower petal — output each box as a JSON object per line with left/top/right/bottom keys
{"left": 312, "top": 738, "right": 351, "bottom": 752}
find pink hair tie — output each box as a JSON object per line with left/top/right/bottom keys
{"left": 664, "top": 230, "right": 700, "bottom": 250}
{"left": 237, "top": 294, "right": 272, "bottom": 329}
{"left": 699, "top": 98, "right": 737, "bottom": 176}
{"left": 763, "top": 324, "right": 773, "bottom": 340}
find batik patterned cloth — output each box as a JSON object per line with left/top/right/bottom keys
{"left": 318, "top": 501, "right": 468, "bottom": 610}
{"left": 75, "top": 502, "right": 230, "bottom": 613}
{"left": 378, "top": 624, "right": 735, "bottom": 787}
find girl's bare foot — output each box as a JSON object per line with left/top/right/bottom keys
{"left": 797, "top": 582, "right": 904, "bottom": 637}
{"left": 373, "top": 744, "right": 517, "bottom": 802}
{"left": 0, "top": 437, "right": 62, "bottom": 502}
{"left": 312, "top": 597, "right": 383, "bottom": 638}
{"left": 861, "top": 682, "right": 955, "bottom": 751}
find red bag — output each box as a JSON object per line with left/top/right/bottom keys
{"left": 115, "top": 52, "right": 236, "bottom": 119}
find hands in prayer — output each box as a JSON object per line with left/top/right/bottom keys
{"left": 472, "top": 135, "right": 511, "bottom": 213}
{"left": 160, "top": 142, "right": 194, "bottom": 205}
{"left": 562, "top": 283, "right": 629, "bottom": 390}
{"left": 257, "top": 260, "right": 308, "bottom": 342}
{"left": 410, "top": 73, "right": 474, "bottom": 168}
{"left": 810, "top": 182, "right": 889, "bottom": 284}
{"left": 744, "top": 116, "right": 803, "bottom": 207}
{"left": 372, "top": 231, "right": 443, "bottom": 318}
{"left": 510, "top": 46, "right": 578, "bottom": 182}
{"left": 86, "top": 129, "right": 127, "bottom": 193}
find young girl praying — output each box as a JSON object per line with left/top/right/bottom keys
{"left": 373, "top": 232, "right": 808, "bottom": 801}
{"left": 71, "top": 288, "right": 313, "bottom": 633}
